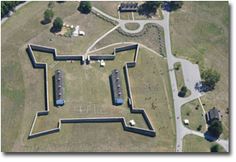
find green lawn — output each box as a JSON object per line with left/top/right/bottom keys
{"left": 183, "top": 135, "right": 225, "bottom": 152}
{"left": 170, "top": 1, "right": 229, "bottom": 139}
{"left": 125, "top": 23, "right": 140, "bottom": 30}
{"left": 2, "top": 1, "right": 175, "bottom": 151}
{"left": 28, "top": 46, "right": 176, "bottom": 152}
{"left": 92, "top": 1, "right": 120, "bottom": 18}
{"left": 181, "top": 100, "right": 206, "bottom": 133}
{"left": 94, "top": 25, "right": 166, "bottom": 56}
{"left": 174, "top": 62, "right": 191, "bottom": 97}
{"left": 30, "top": 8, "right": 114, "bottom": 54}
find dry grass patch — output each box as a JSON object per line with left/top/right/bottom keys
{"left": 170, "top": 1, "right": 229, "bottom": 139}
{"left": 183, "top": 134, "right": 225, "bottom": 152}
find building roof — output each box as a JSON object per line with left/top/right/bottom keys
{"left": 111, "top": 69, "right": 124, "bottom": 105}
{"left": 54, "top": 69, "right": 64, "bottom": 104}
{"left": 208, "top": 107, "right": 220, "bottom": 120}
{"left": 119, "top": 2, "right": 138, "bottom": 12}
{"left": 129, "top": 119, "right": 136, "bottom": 126}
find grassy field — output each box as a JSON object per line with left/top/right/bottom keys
{"left": 93, "top": 26, "right": 166, "bottom": 56}
{"left": 125, "top": 23, "right": 140, "bottom": 30}
{"left": 92, "top": 1, "right": 163, "bottom": 20}
{"left": 174, "top": 62, "right": 191, "bottom": 97}
{"left": 92, "top": 1, "right": 120, "bottom": 18}
{"left": 183, "top": 135, "right": 225, "bottom": 152}
{"left": 32, "top": 49, "right": 149, "bottom": 132}
{"left": 2, "top": 1, "right": 175, "bottom": 151}
{"left": 30, "top": 7, "right": 114, "bottom": 54}
{"left": 181, "top": 100, "right": 206, "bottom": 133}
{"left": 170, "top": 1, "right": 229, "bottom": 139}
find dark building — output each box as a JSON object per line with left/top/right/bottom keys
{"left": 110, "top": 69, "right": 124, "bottom": 105}
{"left": 205, "top": 107, "right": 221, "bottom": 124}
{"left": 119, "top": 2, "right": 138, "bottom": 12}
{"left": 54, "top": 69, "right": 64, "bottom": 106}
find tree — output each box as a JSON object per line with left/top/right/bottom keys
{"left": 48, "top": 1, "right": 55, "bottom": 9}
{"left": 197, "top": 125, "right": 202, "bottom": 131}
{"left": 210, "top": 144, "right": 220, "bottom": 152}
{"left": 78, "top": 1, "right": 92, "bottom": 14}
{"left": 201, "top": 68, "right": 220, "bottom": 90}
{"left": 178, "top": 86, "right": 187, "bottom": 97}
{"left": 53, "top": 17, "right": 63, "bottom": 32}
{"left": 138, "top": 1, "right": 162, "bottom": 17}
{"left": 163, "top": 1, "right": 183, "bottom": 12}
{"left": 1, "top": 1, "right": 24, "bottom": 18}
{"left": 43, "top": 9, "right": 54, "bottom": 23}
{"left": 208, "top": 120, "right": 223, "bottom": 138}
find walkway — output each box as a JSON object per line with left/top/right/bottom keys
{"left": 91, "top": 6, "right": 229, "bottom": 152}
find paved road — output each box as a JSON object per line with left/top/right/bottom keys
{"left": 92, "top": 6, "right": 229, "bottom": 152}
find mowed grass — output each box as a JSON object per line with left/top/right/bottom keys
{"left": 181, "top": 100, "right": 206, "bottom": 133}
{"left": 174, "top": 62, "right": 191, "bottom": 97}
{"left": 93, "top": 26, "right": 165, "bottom": 56}
{"left": 13, "top": 47, "right": 175, "bottom": 152}
{"left": 1, "top": 1, "right": 112, "bottom": 152}
{"left": 170, "top": 1, "right": 229, "bottom": 139}
{"left": 183, "top": 135, "right": 225, "bottom": 152}
{"left": 125, "top": 23, "right": 140, "bottom": 30}
{"left": 2, "top": 1, "right": 175, "bottom": 152}
{"left": 30, "top": 8, "right": 114, "bottom": 54}
{"left": 128, "top": 48, "right": 176, "bottom": 151}
{"left": 92, "top": 1, "right": 120, "bottom": 18}
{"left": 33, "top": 49, "right": 149, "bottom": 132}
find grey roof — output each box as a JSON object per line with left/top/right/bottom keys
{"left": 54, "top": 69, "right": 64, "bottom": 101}
{"left": 120, "top": 2, "right": 138, "bottom": 11}
{"left": 208, "top": 107, "right": 220, "bottom": 120}
{"left": 111, "top": 69, "right": 123, "bottom": 103}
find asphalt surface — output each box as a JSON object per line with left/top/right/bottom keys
{"left": 92, "top": 6, "right": 229, "bottom": 152}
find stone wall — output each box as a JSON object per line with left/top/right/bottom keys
{"left": 27, "top": 43, "right": 156, "bottom": 139}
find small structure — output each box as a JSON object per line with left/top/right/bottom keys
{"left": 119, "top": 2, "right": 138, "bottom": 12}
{"left": 79, "top": 31, "right": 85, "bottom": 36}
{"left": 129, "top": 119, "right": 136, "bottom": 126}
{"left": 100, "top": 60, "right": 105, "bottom": 67}
{"left": 110, "top": 69, "right": 124, "bottom": 105}
{"left": 54, "top": 69, "right": 65, "bottom": 106}
{"left": 183, "top": 119, "right": 189, "bottom": 125}
{"left": 73, "top": 25, "right": 80, "bottom": 37}
{"left": 205, "top": 107, "right": 221, "bottom": 124}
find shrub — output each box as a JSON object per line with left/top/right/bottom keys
{"left": 78, "top": 1, "right": 92, "bottom": 14}
{"left": 53, "top": 17, "right": 63, "bottom": 32}
{"left": 208, "top": 120, "right": 223, "bottom": 138}
{"left": 210, "top": 144, "right": 220, "bottom": 152}
{"left": 44, "top": 9, "right": 54, "bottom": 23}
{"left": 201, "top": 68, "right": 220, "bottom": 90}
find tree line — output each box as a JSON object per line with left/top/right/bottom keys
{"left": 1, "top": 1, "right": 25, "bottom": 18}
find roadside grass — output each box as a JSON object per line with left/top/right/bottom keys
{"left": 93, "top": 26, "right": 166, "bottom": 56}
{"left": 120, "top": 12, "right": 133, "bottom": 20}
{"left": 181, "top": 100, "right": 206, "bottom": 133}
{"left": 124, "top": 23, "right": 140, "bottom": 30}
{"left": 183, "top": 135, "right": 225, "bottom": 152}
{"left": 128, "top": 47, "right": 176, "bottom": 151}
{"left": 30, "top": 10, "right": 114, "bottom": 54}
{"left": 174, "top": 62, "right": 191, "bottom": 97}
{"left": 170, "top": 1, "right": 229, "bottom": 138}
